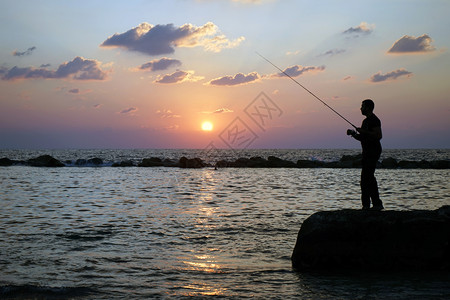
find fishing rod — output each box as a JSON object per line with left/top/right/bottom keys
{"left": 256, "top": 52, "right": 358, "bottom": 129}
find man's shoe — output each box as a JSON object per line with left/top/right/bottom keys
{"left": 371, "top": 205, "right": 384, "bottom": 211}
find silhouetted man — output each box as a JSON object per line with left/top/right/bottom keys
{"left": 347, "top": 99, "right": 384, "bottom": 210}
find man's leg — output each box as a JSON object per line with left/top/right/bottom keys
{"left": 360, "top": 166, "right": 371, "bottom": 209}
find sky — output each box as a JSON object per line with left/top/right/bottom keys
{"left": 1, "top": 0, "right": 449, "bottom": 149}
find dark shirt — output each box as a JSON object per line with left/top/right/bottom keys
{"left": 360, "top": 114, "right": 382, "bottom": 157}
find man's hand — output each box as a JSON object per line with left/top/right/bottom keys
{"left": 347, "top": 129, "right": 356, "bottom": 136}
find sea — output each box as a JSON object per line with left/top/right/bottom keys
{"left": 1, "top": 149, "right": 449, "bottom": 299}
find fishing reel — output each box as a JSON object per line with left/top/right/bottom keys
{"left": 347, "top": 129, "right": 356, "bottom": 136}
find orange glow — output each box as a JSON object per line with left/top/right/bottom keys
{"left": 201, "top": 121, "right": 213, "bottom": 131}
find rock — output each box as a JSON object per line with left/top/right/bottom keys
{"left": 297, "top": 159, "right": 324, "bottom": 168}
{"left": 0, "top": 157, "right": 14, "bottom": 166}
{"left": 398, "top": 160, "right": 419, "bottom": 169}
{"left": 267, "top": 156, "right": 296, "bottom": 168}
{"left": 179, "top": 157, "right": 205, "bottom": 168}
{"left": 87, "top": 157, "right": 103, "bottom": 165}
{"left": 431, "top": 160, "right": 450, "bottom": 169}
{"left": 381, "top": 157, "right": 398, "bottom": 168}
{"left": 339, "top": 154, "right": 362, "bottom": 168}
{"left": 138, "top": 157, "right": 164, "bottom": 167}
{"left": 111, "top": 160, "right": 134, "bottom": 167}
{"left": 75, "top": 159, "right": 87, "bottom": 166}
{"left": 291, "top": 206, "right": 450, "bottom": 272}
{"left": 27, "top": 155, "right": 64, "bottom": 167}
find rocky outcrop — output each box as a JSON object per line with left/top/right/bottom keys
{"left": 291, "top": 206, "right": 450, "bottom": 272}
{"left": 27, "top": 155, "right": 65, "bottom": 167}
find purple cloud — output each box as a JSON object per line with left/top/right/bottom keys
{"left": 101, "top": 22, "right": 244, "bottom": 56}
{"left": 369, "top": 69, "right": 412, "bottom": 83}
{"left": 208, "top": 72, "right": 260, "bottom": 86}
{"left": 12, "top": 46, "right": 36, "bottom": 57}
{"left": 272, "top": 65, "right": 325, "bottom": 78}
{"left": 388, "top": 34, "right": 435, "bottom": 53}
{"left": 140, "top": 57, "right": 181, "bottom": 71}
{"left": 1, "top": 57, "right": 107, "bottom": 81}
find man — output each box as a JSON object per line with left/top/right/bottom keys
{"left": 347, "top": 99, "right": 384, "bottom": 210}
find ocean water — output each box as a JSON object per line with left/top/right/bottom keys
{"left": 1, "top": 149, "right": 449, "bottom": 299}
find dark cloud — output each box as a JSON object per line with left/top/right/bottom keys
{"left": 140, "top": 57, "right": 181, "bottom": 71}
{"left": 40, "top": 63, "right": 51, "bottom": 68}
{"left": 208, "top": 72, "right": 260, "bottom": 86}
{"left": 68, "top": 88, "right": 79, "bottom": 94}
{"left": 120, "top": 107, "right": 138, "bottom": 114}
{"left": 154, "top": 70, "right": 202, "bottom": 84}
{"left": 101, "top": 22, "right": 244, "bottom": 56}
{"left": 12, "top": 46, "right": 36, "bottom": 57}
{"left": 343, "top": 22, "right": 374, "bottom": 36}
{"left": 272, "top": 65, "right": 325, "bottom": 78}
{"left": 1, "top": 57, "right": 107, "bottom": 81}
{"left": 388, "top": 34, "right": 435, "bottom": 53}
{"left": 369, "top": 69, "right": 412, "bottom": 83}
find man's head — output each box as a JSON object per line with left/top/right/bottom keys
{"left": 361, "top": 99, "right": 374, "bottom": 116}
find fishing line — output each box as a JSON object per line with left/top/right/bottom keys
{"left": 256, "top": 52, "right": 357, "bottom": 129}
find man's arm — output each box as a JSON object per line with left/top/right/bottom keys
{"left": 356, "top": 126, "right": 382, "bottom": 140}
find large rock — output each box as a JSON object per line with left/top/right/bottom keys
{"left": 27, "top": 155, "right": 64, "bottom": 167}
{"left": 292, "top": 206, "right": 450, "bottom": 272}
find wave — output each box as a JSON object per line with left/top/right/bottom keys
{"left": 0, "top": 284, "right": 97, "bottom": 299}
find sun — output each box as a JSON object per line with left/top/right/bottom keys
{"left": 201, "top": 121, "right": 213, "bottom": 131}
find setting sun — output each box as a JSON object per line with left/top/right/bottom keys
{"left": 201, "top": 121, "right": 213, "bottom": 131}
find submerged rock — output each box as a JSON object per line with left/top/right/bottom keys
{"left": 291, "top": 206, "right": 450, "bottom": 272}
{"left": 27, "top": 155, "right": 64, "bottom": 167}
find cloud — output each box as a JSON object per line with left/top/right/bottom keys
{"left": 101, "top": 22, "right": 244, "bottom": 56}
{"left": 343, "top": 22, "right": 374, "bottom": 36}
{"left": 369, "top": 69, "right": 412, "bottom": 83}
{"left": 271, "top": 65, "right": 325, "bottom": 78}
{"left": 319, "top": 49, "right": 346, "bottom": 57}
{"left": 12, "top": 46, "right": 36, "bottom": 57}
{"left": 202, "top": 108, "right": 234, "bottom": 114}
{"left": 140, "top": 57, "right": 181, "bottom": 71}
{"left": 155, "top": 109, "right": 181, "bottom": 118}
{"left": 154, "top": 70, "right": 203, "bottom": 84}
{"left": 1, "top": 57, "right": 107, "bottom": 81}
{"left": 213, "top": 108, "right": 234, "bottom": 114}
{"left": 343, "top": 75, "right": 354, "bottom": 81}
{"left": 207, "top": 72, "right": 260, "bottom": 86}
{"left": 68, "top": 88, "right": 79, "bottom": 94}
{"left": 120, "top": 107, "right": 138, "bottom": 114}
{"left": 387, "top": 34, "right": 435, "bottom": 53}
